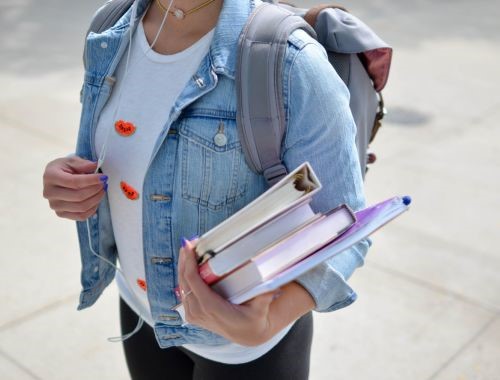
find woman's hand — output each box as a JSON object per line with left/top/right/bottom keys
{"left": 178, "top": 238, "right": 315, "bottom": 346}
{"left": 43, "top": 156, "right": 108, "bottom": 221}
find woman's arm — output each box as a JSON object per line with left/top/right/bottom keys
{"left": 283, "top": 32, "right": 370, "bottom": 312}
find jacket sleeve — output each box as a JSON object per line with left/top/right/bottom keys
{"left": 282, "top": 33, "right": 371, "bottom": 312}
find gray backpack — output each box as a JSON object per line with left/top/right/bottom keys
{"left": 86, "top": 0, "right": 392, "bottom": 185}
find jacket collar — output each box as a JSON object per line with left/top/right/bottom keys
{"left": 133, "top": 0, "right": 257, "bottom": 79}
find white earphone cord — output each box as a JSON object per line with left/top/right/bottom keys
{"left": 96, "top": 0, "right": 172, "bottom": 172}
{"left": 89, "top": 0, "right": 175, "bottom": 343}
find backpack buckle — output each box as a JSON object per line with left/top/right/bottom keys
{"left": 263, "top": 164, "right": 288, "bottom": 187}
{"left": 370, "top": 92, "right": 387, "bottom": 143}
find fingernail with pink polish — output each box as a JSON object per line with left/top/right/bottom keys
{"left": 181, "top": 237, "right": 188, "bottom": 248}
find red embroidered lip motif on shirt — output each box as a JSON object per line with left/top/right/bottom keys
{"left": 115, "top": 120, "right": 137, "bottom": 136}
{"left": 120, "top": 181, "right": 140, "bottom": 200}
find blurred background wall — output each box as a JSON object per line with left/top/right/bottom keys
{"left": 0, "top": 0, "right": 499, "bottom": 379}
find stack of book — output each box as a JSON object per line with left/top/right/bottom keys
{"left": 191, "top": 162, "right": 410, "bottom": 304}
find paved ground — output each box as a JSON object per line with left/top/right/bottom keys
{"left": 1, "top": 0, "right": 499, "bottom": 379}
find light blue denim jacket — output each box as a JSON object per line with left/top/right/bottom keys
{"left": 75, "top": 0, "right": 370, "bottom": 348}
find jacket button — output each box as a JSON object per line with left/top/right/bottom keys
{"left": 150, "top": 194, "right": 171, "bottom": 202}
{"left": 194, "top": 76, "right": 205, "bottom": 88}
{"left": 100, "top": 41, "right": 108, "bottom": 49}
{"left": 214, "top": 133, "right": 227, "bottom": 147}
{"left": 162, "top": 334, "right": 181, "bottom": 340}
{"left": 158, "top": 314, "right": 179, "bottom": 321}
{"left": 214, "top": 122, "right": 227, "bottom": 147}
{"left": 151, "top": 257, "right": 173, "bottom": 264}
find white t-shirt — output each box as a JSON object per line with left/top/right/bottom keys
{"left": 95, "top": 21, "right": 292, "bottom": 364}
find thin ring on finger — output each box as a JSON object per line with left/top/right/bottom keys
{"left": 180, "top": 288, "right": 192, "bottom": 299}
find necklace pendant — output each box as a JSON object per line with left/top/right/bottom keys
{"left": 173, "top": 8, "right": 185, "bottom": 19}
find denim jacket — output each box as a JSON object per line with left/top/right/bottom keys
{"left": 75, "top": 0, "right": 370, "bottom": 348}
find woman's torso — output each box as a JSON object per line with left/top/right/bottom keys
{"left": 75, "top": 0, "right": 367, "bottom": 350}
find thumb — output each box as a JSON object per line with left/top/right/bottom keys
{"left": 65, "top": 156, "right": 98, "bottom": 174}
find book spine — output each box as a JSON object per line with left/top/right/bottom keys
{"left": 198, "top": 262, "right": 220, "bottom": 285}
{"left": 211, "top": 263, "right": 259, "bottom": 299}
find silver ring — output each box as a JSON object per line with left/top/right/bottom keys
{"left": 181, "top": 289, "right": 192, "bottom": 298}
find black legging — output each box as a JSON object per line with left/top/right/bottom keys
{"left": 120, "top": 298, "right": 313, "bottom": 380}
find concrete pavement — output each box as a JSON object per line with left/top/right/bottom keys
{"left": 1, "top": 0, "right": 499, "bottom": 379}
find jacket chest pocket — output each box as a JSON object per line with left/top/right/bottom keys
{"left": 178, "top": 115, "right": 249, "bottom": 211}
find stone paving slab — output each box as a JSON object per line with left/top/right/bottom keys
{"left": 0, "top": 71, "right": 82, "bottom": 149}
{"left": 383, "top": 38, "right": 500, "bottom": 127}
{"left": 371, "top": 225, "right": 500, "bottom": 312}
{"left": 366, "top": 130, "right": 500, "bottom": 278}
{"left": 309, "top": 266, "right": 496, "bottom": 380}
{"left": 1, "top": 260, "right": 494, "bottom": 380}
{"left": 0, "top": 286, "right": 128, "bottom": 380}
{"left": 0, "top": 353, "right": 37, "bottom": 380}
{"left": 433, "top": 316, "right": 500, "bottom": 380}
{"left": 0, "top": 122, "right": 81, "bottom": 326}
{"left": 1, "top": 0, "right": 500, "bottom": 379}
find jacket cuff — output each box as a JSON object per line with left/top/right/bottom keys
{"left": 295, "top": 262, "right": 357, "bottom": 312}
{"left": 295, "top": 239, "right": 370, "bottom": 312}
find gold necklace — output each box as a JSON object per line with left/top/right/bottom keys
{"left": 155, "top": 0, "right": 217, "bottom": 20}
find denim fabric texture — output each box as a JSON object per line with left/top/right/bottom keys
{"left": 75, "top": 0, "right": 370, "bottom": 348}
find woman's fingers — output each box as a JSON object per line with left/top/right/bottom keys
{"left": 178, "top": 239, "right": 201, "bottom": 321}
{"left": 46, "top": 183, "right": 104, "bottom": 203}
{"left": 178, "top": 240, "right": 189, "bottom": 298}
{"left": 55, "top": 204, "right": 100, "bottom": 222}
{"left": 181, "top": 239, "right": 226, "bottom": 312}
{"left": 179, "top": 237, "right": 228, "bottom": 326}
{"left": 64, "top": 155, "right": 99, "bottom": 173}
{"left": 178, "top": 240, "right": 201, "bottom": 323}
{"left": 45, "top": 169, "right": 106, "bottom": 190}
{"left": 43, "top": 156, "right": 108, "bottom": 221}
{"left": 43, "top": 157, "right": 103, "bottom": 189}
{"left": 49, "top": 188, "right": 106, "bottom": 213}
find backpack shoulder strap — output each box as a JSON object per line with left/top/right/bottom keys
{"left": 87, "top": 0, "right": 134, "bottom": 35}
{"left": 236, "top": 3, "right": 315, "bottom": 186}
{"left": 83, "top": 0, "right": 134, "bottom": 69}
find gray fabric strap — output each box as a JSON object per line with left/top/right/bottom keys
{"left": 88, "top": 0, "right": 134, "bottom": 35}
{"left": 83, "top": 0, "right": 134, "bottom": 69}
{"left": 236, "top": 3, "right": 315, "bottom": 186}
